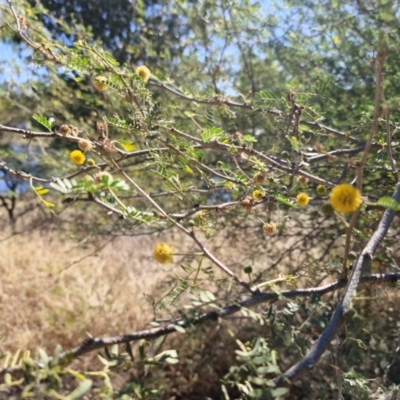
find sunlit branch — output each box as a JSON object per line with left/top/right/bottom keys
{"left": 299, "top": 120, "right": 366, "bottom": 146}
{"left": 306, "top": 144, "right": 367, "bottom": 163}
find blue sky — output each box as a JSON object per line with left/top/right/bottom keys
{"left": 0, "top": 41, "right": 43, "bottom": 84}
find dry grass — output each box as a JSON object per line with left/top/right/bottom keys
{"left": 0, "top": 225, "right": 169, "bottom": 358}
{"left": 3, "top": 202, "right": 397, "bottom": 398}
{"left": 0, "top": 207, "right": 266, "bottom": 397}
{"left": 0, "top": 203, "right": 342, "bottom": 358}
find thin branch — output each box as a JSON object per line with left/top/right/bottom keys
{"left": 306, "top": 145, "right": 367, "bottom": 163}
{"left": 6, "top": 0, "right": 21, "bottom": 32}
{"left": 299, "top": 120, "right": 366, "bottom": 146}
{"left": 113, "top": 161, "right": 254, "bottom": 293}
{"left": 333, "top": 334, "right": 343, "bottom": 400}
{"left": 342, "top": 45, "right": 386, "bottom": 272}
{"left": 148, "top": 80, "right": 283, "bottom": 117}
{"left": 149, "top": 80, "right": 372, "bottom": 148}
{"left": 358, "top": 45, "right": 386, "bottom": 192}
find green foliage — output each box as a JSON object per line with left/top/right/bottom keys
{"left": 377, "top": 196, "right": 400, "bottom": 212}
{"left": 223, "top": 337, "right": 286, "bottom": 399}
{"left": 32, "top": 114, "right": 56, "bottom": 131}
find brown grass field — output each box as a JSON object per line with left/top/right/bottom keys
{"left": 0, "top": 202, "right": 258, "bottom": 398}
{"left": 0, "top": 226, "right": 164, "bottom": 355}
{"left": 1, "top": 200, "right": 399, "bottom": 399}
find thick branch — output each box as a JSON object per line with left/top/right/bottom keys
{"left": 275, "top": 178, "right": 400, "bottom": 386}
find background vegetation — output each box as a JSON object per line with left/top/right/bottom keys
{"left": 1, "top": 0, "right": 400, "bottom": 398}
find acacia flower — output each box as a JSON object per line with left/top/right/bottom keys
{"left": 240, "top": 196, "right": 254, "bottom": 212}
{"left": 296, "top": 193, "right": 309, "bottom": 207}
{"left": 136, "top": 65, "right": 151, "bottom": 82}
{"left": 253, "top": 172, "right": 266, "bottom": 184}
{"left": 327, "top": 155, "right": 338, "bottom": 163}
{"left": 70, "top": 126, "right": 80, "bottom": 137}
{"left": 321, "top": 202, "right": 334, "bottom": 216}
{"left": 330, "top": 184, "right": 362, "bottom": 213}
{"left": 78, "top": 139, "right": 93, "bottom": 152}
{"left": 252, "top": 189, "right": 265, "bottom": 201}
{"left": 93, "top": 171, "right": 113, "bottom": 184}
{"left": 93, "top": 76, "right": 108, "bottom": 92}
{"left": 297, "top": 176, "right": 309, "bottom": 185}
{"left": 153, "top": 243, "right": 173, "bottom": 264}
{"left": 263, "top": 222, "right": 277, "bottom": 235}
{"left": 316, "top": 185, "right": 326, "bottom": 196}
{"left": 70, "top": 150, "right": 85, "bottom": 165}
{"left": 59, "top": 124, "right": 70, "bottom": 136}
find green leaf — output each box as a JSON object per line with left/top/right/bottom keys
{"left": 50, "top": 179, "right": 71, "bottom": 194}
{"left": 155, "top": 349, "right": 178, "bottom": 361}
{"left": 184, "top": 165, "right": 194, "bottom": 174}
{"left": 184, "top": 111, "right": 197, "bottom": 118}
{"left": 97, "top": 354, "right": 110, "bottom": 366}
{"left": 10, "top": 349, "right": 21, "bottom": 367}
{"left": 51, "top": 344, "right": 62, "bottom": 367}
{"left": 288, "top": 135, "right": 300, "bottom": 150}
{"left": 221, "top": 384, "right": 230, "bottom": 400}
{"left": 256, "top": 89, "right": 283, "bottom": 102}
{"left": 111, "top": 344, "right": 119, "bottom": 356}
{"left": 201, "top": 127, "right": 225, "bottom": 142}
{"left": 68, "top": 379, "right": 93, "bottom": 400}
{"left": 118, "top": 140, "right": 136, "bottom": 152}
{"left": 173, "top": 324, "right": 186, "bottom": 334}
{"left": 248, "top": 376, "right": 266, "bottom": 386}
{"left": 42, "top": 199, "right": 56, "bottom": 208}
{"left": 376, "top": 197, "right": 400, "bottom": 211}
{"left": 35, "top": 187, "right": 49, "bottom": 195}
{"left": 37, "top": 348, "right": 49, "bottom": 366}
{"left": 275, "top": 194, "right": 296, "bottom": 208}
{"left": 4, "top": 373, "right": 12, "bottom": 385}
{"left": 243, "top": 134, "right": 257, "bottom": 143}
{"left": 107, "top": 117, "right": 131, "bottom": 130}
{"left": 271, "top": 387, "right": 289, "bottom": 397}
{"left": 32, "top": 114, "right": 55, "bottom": 131}
{"left": 199, "top": 290, "right": 216, "bottom": 303}
{"left": 165, "top": 357, "right": 179, "bottom": 364}
{"left": 257, "top": 365, "right": 280, "bottom": 374}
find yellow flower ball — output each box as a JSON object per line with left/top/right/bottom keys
{"left": 316, "top": 185, "right": 326, "bottom": 196}
{"left": 136, "top": 65, "right": 151, "bottom": 82}
{"left": 321, "top": 202, "right": 334, "bottom": 216}
{"left": 252, "top": 189, "right": 265, "bottom": 201}
{"left": 296, "top": 192, "right": 309, "bottom": 207}
{"left": 93, "top": 76, "right": 108, "bottom": 92}
{"left": 372, "top": 261, "right": 381, "bottom": 269}
{"left": 70, "top": 150, "right": 86, "bottom": 165}
{"left": 153, "top": 243, "right": 173, "bottom": 264}
{"left": 330, "top": 184, "right": 362, "bottom": 213}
